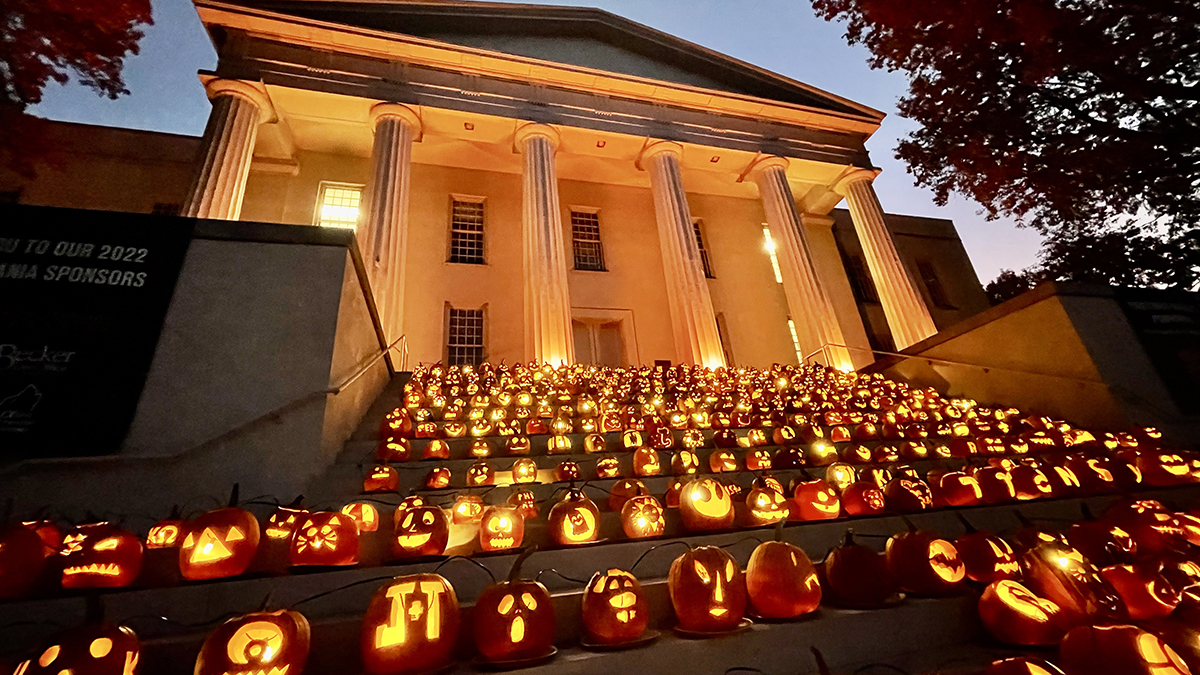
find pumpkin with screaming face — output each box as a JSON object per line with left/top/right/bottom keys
{"left": 360, "top": 574, "right": 460, "bottom": 675}
{"left": 547, "top": 488, "right": 600, "bottom": 546}
{"left": 17, "top": 622, "right": 141, "bottom": 675}
{"left": 668, "top": 545, "right": 747, "bottom": 633}
{"left": 195, "top": 610, "right": 310, "bottom": 675}
{"left": 473, "top": 549, "right": 556, "bottom": 663}
{"left": 582, "top": 569, "right": 649, "bottom": 644}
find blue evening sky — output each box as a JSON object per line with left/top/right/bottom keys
{"left": 30, "top": 0, "right": 1043, "bottom": 283}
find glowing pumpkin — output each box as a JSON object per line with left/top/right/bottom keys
{"left": 479, "top": 506, "right": 524, "bottom": 552}
{"left": 466, "top": 461, "right": 495, "bottom": 487}
{"left": 507, "top": 489, "right": 539, "bottom": 520}
{"left": 424, "top": 468, "right": 451, "bottom": 490}
{"left": 15, "top": 622, "right": 141, "bottom": 675}
{"left": 341, "top": 503, "right": 380, "bottom": 533}
{"left": 451, "top": 495, "right": 484, "bottom": 525}
{"left": 195, "top": 610, "right": 310, "bottom": 675}
{"left": 668, "top": 546, "right": 747, "bottom": 633}
{"left": 978, "top": 580, "right": 1068, "bottom": 645}
{"left": 955, "top": 516, "right": 1020, "bottom": 584}
{"left": 791, "top": 479, "right": 841, "bottom": 521}
{"left": 581, "top": 569, "right": 649, "bottom": 644}
{"left": 59, "top": 522, "right": 143, "bottom": 589}
{"left": 364, "top": 466, "right": 400, "bottom": 493}
{"left": 745, "top": 528, "right": 821, "bottom": 619}
{"left": 678, "top": 478, "right": 735, "bottom": 532}
{"left": 289, "top": 512, "right": 358, "bottom": 567}
{"left": 885, "top": 523, "right": 965, "bottom": 596}
{"left": 547, "top": 488, "right": 600, "bottom": 545}
{"left": 473, "top": 549, "right": 556, "bottom": 663}
{"left": 1059, "top": 624, "right": 1190, "bottom": 675}
{"left": 621, "top": 495, "right": 665, "bottom": 539}
{"left": 744, "top": 479, "right": 789, "bottom": 527}
{"left": 361, "top": 574, "right": 459, "bottom": 675}
{"left": 393, "top": 506, "right": 449, "bottom": 559}
{"left": 595, "top": 456, "right": 621, "bottom": 479}
{"left": 633, "top": 447, "right": 662, "bottom": 476}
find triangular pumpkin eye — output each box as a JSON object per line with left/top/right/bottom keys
{"left": 226, "top": 527, "right": 245, "bottom": 542}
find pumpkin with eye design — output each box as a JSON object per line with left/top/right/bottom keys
{"left": 547, "top": 488, "right": 600, "bottom": 546}
{"left": 423, "top": 440, "right": 451, "bottom": 460}
{"left": 582, "top": 568, "right": 649, "bottom": 645}
{"left": 451, "top": 495, "right": 484, "bottom": 525}
{"left": 364, "top": 465, "right": 400, "bottom": 493}
{"left": 195, "top": 610, "right": 310, "bottom": 675}
{"left": 360, "top": 573, "right": 459, "bottom": 675}
{"left": 554, "top": 461, "right": 582, "bottom": 482}
{"left": 671, "top": 450, "right": 700, "bottom": 476}
{"left": 621, "top": 494, "right": 665, "bottom": 539}
{"left": 466, "top": 461, "right": 496, "bottom": 487}
{"left": 16, "top": 622, "right": 141, "bottom": 675}
{"left": 424, "top": 467, "right": 451, "bottom": 490}
{"left": 473, "top": 549, "right": 556, "bottom": 663}
{"left": 289, "top": 512, "right": 359, "bottom": 568}
{"left": 978, "top": 580, "right": 1068, "bottom": 646}
{"left": 509, "top": 458, "right": 539, "bottom": 485}
{"left": 885, "top": 521, "right": 966, "bottom": 596}
{"left": 506, "top": 436, "right": 532, "bottom": 456}
{"left": 595, "top": 456, "right": 621, "bottom": 479}
{"left": 746, "top": 525, "right": 821, "bottom": 619}
{"left": 179, "top": 487, "right": 261, "bottom": 581}
{"left": 59, "top": 522, "right": 143, "bottom": 590}
{"left": 393, "top": 506, "right": 449, "bottom": 559}
{"left": 668, "top": 546, "right": 747, "bottom": 633}
{"left": 679, "top": 478, "right": 735, "bottom": 532}
{"left": 479, "top": 506, "right": 524, "bottom": 552}
{"left": 955, "top": 515, "right": 1020, "bottom": 584}
{"left": 745, "top": 448, "right": 772, "bottom": 471}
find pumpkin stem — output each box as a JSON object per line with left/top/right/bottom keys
{"left": 956, "top": 512, "right": 978, "bottom": 533}
{"left": 508, "top": 546, "right": 538, "bottom": 582}
{"left": 167, "top": 504, "right": 182, "bottom": 520}
{"left": 258, "top": 592, "right": 274, "bottom": 611}
{"left": 900, "top": 515, "right": 918, "bottom": 533}
{"left": 811, "top": 647, "right": 831, "bottom": 675}
{"left": 228, "top": 484, "right": 241, "bottom": 508}
{"left": 774, "top": 518, "right": 786, "bottom": 542}
{"left": 842, "top": 529, "right": 856, "bottom": 547}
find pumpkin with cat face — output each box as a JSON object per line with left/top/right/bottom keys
{"left": 195, "top": 610, "right": 310, "bottom": 675}
{"left": 15, "top": 623, "right": 140, "bottom": 675}
{"left": 289, "top": 512, "right": 359, "bottom": 567}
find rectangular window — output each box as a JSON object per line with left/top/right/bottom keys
{"left": 570, "top": 210, "right": 606, "bottom": 271}
{"left": 447, "top": 308, "right": 485, "bottom": 366}
{"left": 763, "top": 226, "right": 783, "bottom": 284}
{"left": 449, "top": 199, "right": 486, "bottom": 264}
{"left": 315, "top": 182, "right": 363, "bottom": 229}
{"left": 845, "top": 254, "right": 880, "bottom": 303}
{"left": 693, "top": 219, "right": 715, "bottom": 278}
{"left": 917, "top": 260, "right": 957, "bottom": 309}
{"left": 787, "top": 317, "right": 805, "bottom": 363}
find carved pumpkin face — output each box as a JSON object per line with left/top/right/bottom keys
{"left": 745, "top": 483, "right": 788, "bottom": 526}
{"left": 506, "top": 490, "right": 539, "bottom": 520}
{"left": 791, "top": 480, "right": 841, "bottom": 521}
{"left": 621, "top": 495, "right": 665, "bottom": 538}
{"left": 505, "top": 457, "right": 537, "bottom": 485}
{"left": 179, "top": 504, "right": 261, "bottom": 581}
{"left": 956, "top": 530, "right": 1020, "bottom": 584}
{"left": 679, "top": 478, "right": 735, "bottom": 531}
{"left": 746, "top": 539, "right": 821, "bottom": 619}
{"left": 466, "top": 461, "right": 495, "bottom": 487}
{"left": 582, "top": 569, "right": 648, "bottom": 644}
{"left": 633, "top": 447, "right": 661, "bottom": 476}
{"left": 474, "top": 576, "right": 555, "bottom": 663}
{"left": 17, "top": 623, "right": 140, "bottom": 675}
{"left": 195, "top": 610, "right": 310, "bottom": 675}
{"left": 360, "top": 574, "right": 460, "bottom": 675}
{"left": 424, "top": 467, "right": 451, "bottom": 490}
{"left": 671, "top": 450, "right": 699, "bottom": 475}
{"left": 364, "top": 466, "right": 400, "bottom": 493}
{"left": 554, "top": 461, "right": 581, "bottom": 482}
{"left": 264, "top": 505, "right": 307, "bottom": 541}
{"left": 707, "top": 450, "right": 737, "bottom": 473}
{"left": 478, "top": 507, "right": 524, "bottom": 552}
{"left": 289, "top": 512, "right": 358, "bottom": 567}
{"left": 393, "top": 506, "right": 449, "bottom": 559}
{"left": 595, "top": 456, "right": 621, "bottom": 479}
{"left": 978, "top": 580, "right": 1067, "bottom": 646}
{"left": 506, "top": 436, "right": 531, "bottom": 456}
{"left": 745, "top": 448, "right": 772, "bottom": 471}
{"left": 451, "top": 496, "right": 484, "bottom": 525}
{"left": 1060, "top": 625, "right": 1190, "bottom": 675}
{"left": 469, "top": 439, "right": 492, "bottom": 458}
{"left": 60, "top": 523, "right": 143, "bottom": 589}
{"left": 547, "top": 489, "right": 600, "bottom": 545}
{"left": 668, "top": 546, "right": 747, "bottom": 633}
{"left": 340, "top": 503, "right": 380, "bottom": 533}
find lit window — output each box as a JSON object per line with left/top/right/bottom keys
{"left": 571, "top": 210, "right": 605, "bottom": 271}
{"left": 315, "top": 183, "right": 363, "bottom": 229}
{"left": 693, "top": 219, "right": 714, "bottom": 278}
{"left": 447, "top": 308, "right": 485, "bottom": 366}
{"left": 787, "top": 317, "right": 805, "bottom": 363}
{"left": 449, "top": 199, "right": 485, "bottom": 264}
{"left": 763, "top": 226, "right": 783, "bottom": 284}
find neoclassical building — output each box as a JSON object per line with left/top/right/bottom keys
{"left": 5, "top": 0, "right": 989, "bottom": 372}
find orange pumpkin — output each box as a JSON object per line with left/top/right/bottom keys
{"left": 196, "top": 610, "right": 310, "bottom": 675}
{"left": 955, "top": 515, "right": 1019, "bottom": 584}
{"left": 621, "top": 494, "right": 665, "bottom": 538}
{"left": 16, "top": 622, "right": 142, "bottom": 675}
{"left": 547, "top": 488, "right": 600, "bottom": 546}
{"left": 1059, "top": 624, "right": 1190, "bottom": 675}
{"left": 393, "top": 505, "right": 449, "bottom": 559}
{"left": 59, "top": 522, "right": 143, "bottom": 589}
{"left": 581, "top": 569, "right": 649, "bottom": 644}
{"left": 791, "top": 478, "right": 841, "bottom": 521}
{"left": 885, "top": 521, "right": 965, "bottom": 596}
{"left": 745, "top": 526, "right": 820, "bottom": 619}
{"left": 822, "top": 530, "right": 894, "bottom": 608}
{"left": 668, "top": 546, "right": 747, "bottom": 633}
{"left": 678, "top": 478, "right": 735, "bottom": 532}
{"left": 479, "top": 506, "right": 524, "bottom": 552}
{"left": 978, "top": 580, "right": 1068, "bottom": 645}
{"left": 473, "top": 549, "right": 556, "bottom": 662}
{"left": 361, "top": 574, "right": 460, "bottom": 675}
{"left": 289, "top": 512, "right": 359, "bottom": 567}
{"left": 180, "top": 486, "right": 261, "bottom": 581}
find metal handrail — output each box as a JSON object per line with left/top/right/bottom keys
{"left": 332, "top": 334, "right": 407, "bottom": 395}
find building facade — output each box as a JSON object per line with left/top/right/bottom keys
{"left": 2, "top": 0, "right": 989, "bottom": 370}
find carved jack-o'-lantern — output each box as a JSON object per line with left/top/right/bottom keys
{"left": 554, "top": 461, "right": 582, "bottom": 482}
{"left": 424, "top": 468, "right": 451, "bottom": 490}
{"left": 473, "top": 549, "right": 556, "bottom": 663}
{"left": 451, "top": 495, "right": 484, "bottom": 525}
{"left": 595, "top": 456, "right": 621, "bottom": 479}
{"left": 1059, "top": 624, "right": 1190, "bottom": 675}
{"left": 423, "top": 440, "right": 451, "bottom": 460}
{"left": 1100, "top": 564, "right": 1180, "bottom": 620}
{"left": 341, "top": 503, "right": 380, "bottom": 533}
{"left": 59, "top": 522, "right": 143, "bottom": 589}
{"left": 0, "top": 519, "right": 47, "bottom": 599}
{"left": 621, "top": 494, "right": 665, "bottom": 539}
{"left": 841, "top": 482, "right": 887, "bottom": 517}
{"left": 791, "top": 479, "right": 841, "bottom": 521}
{"left": 393, "top": 506, "right": 449, "bottom": 559}
{"left": 1021, "top": 541, "right": 1127, "bottom": 626}
{"left": 507, "top": 458, "right": 537, "bottom": 485}
{"left": 978, "top": 580, "right": 1069, "bottom": 646}
{"left": 745, "top": 480, "right": 789, "bottom": 527}
{"left": 548, "top": 489, "right": 600, "bottom": 546}
{"left": 196, "top": 610, "right": 310, "bottom": 675}
{"left": 679, "top": 478, "right": 735, "bottom": 532}
{"left": 479, "top": 506, "right": 524, "bottom": 552}
{"left": 746, "top": 529, "right": 821, "bottom": 619}
{"left": 668, "top": 546, "right": 747, "bottom": 633}
{"left": 17, "top": 622, "right": 141, "bottom": 675}
{"left": 466, "top": 461, "right": 495, "bottom": 487}
{"left": 583, "top": 433, "right": 607, "bottom": 454}
{"left": 179, "top": 488, "right": 261, "bottom": 581}
{"left": 264, "top": 499, "right": 308, "bottom": 542}
{"left": 671, "top": 450, "right": 699, "bottom": 475}
{"left": 146, "top": 509, "right": 187, "bottom": 550}
{"left": 824, "top": 463, "right": 857, "bottom": 493}
{"left": 633, "top": 447, "right": 662, "bottom": 476}
{"left": 708, "top": 450, "right": 738, "bottom": 473}
{"left": 608, "top": 479, "right": 647, "bottom": 512}
{"left": 882, "top": 477, "right": 933, "bottom": 512}
{"left": 745, "top": 448, "right": 772, "bottom": 471}
{"left": 289, "top": 512, "right": 359, "bottom": 568}
{"left": 955, "top": 516, "right": 1020, "bottom": 584}
{"left": 364, "top": 466, "right": 400, "bottom": 493}
{"left": 506, "top": 436, "right": 532, "bottom": 456}
{"left": 361, "top": 574, "right": 460, "bottom": 675}
{"left": 885, "top": 523, "right": 965, "bottom": 597}
{"left": 469, "top": 439, "right": 492, "bottom": 458}
{"left": 582, "top": 569, "right": 649, "bottom": 645}
{"left": 507, "top": 489, "right": 539, "bottom": 520}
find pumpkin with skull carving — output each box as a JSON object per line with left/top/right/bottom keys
{"left": 16, "top": 622, "right": 142, "bottom": 675}
{"left": 360, "top": 574, "right": 460, "bottom": 675}
{"left": 582, "top": 569, "right": 649, "bottom": 644}
{"left": 668, "top": 546, "right": 747, "bottom": 633}
{"left": 195, "top": 610, "right": 310, "bottom": 675}
{"left": 473, "top": 549, "right": 556, "bottom": 663}
{"left": 547, "top": 489, "right": 600, "bottom": 546}
{"left": 479, "top": 506, "right": 524, "bottom": 552}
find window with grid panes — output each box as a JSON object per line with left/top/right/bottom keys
{"left": 447, "top": 308, "right": 485, "bottom": 366}
{"left": 449, "top": 199, "right": 485, "bottom": 264}
{"left": 570, "top": 210, "right": 605, "bottom": 271}
{"left": 692, "top": 219, "right": 714, "bottom": 278}
{"left": 315, "top": 183, "right": 363, "bottom": 229}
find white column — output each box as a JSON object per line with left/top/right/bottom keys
{"left": 515, "top": 124, "right": 574, "bottom": 366}
{"left": 362, "top": 103, "right": 421, "bottom": 343}
{"left": 641, "top": 141, "right": 726, "bottom": 369}
{"left": 751, "top": 157, "right": 853, "bottom": 371}
{"left": 183, "top": 79, "right": 273, "bottom": 220}
{"left": 835, "top": 169, "right": 937, "bottom": 349}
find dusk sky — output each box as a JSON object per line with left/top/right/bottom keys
{"left": 31, "top": 0, "right": 1044, "bottom": 283}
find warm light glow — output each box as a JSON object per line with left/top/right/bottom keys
{"left": 316, "top": 184, "right": 362, "bottom": 229}
{"left": 186, "top": 527, "right": 242, "bottom": 564}
{"left": 227, "top": 621, "right": 285, "bottom": 666}
{"left": 763, "top": 227, "right": 783, "bottom": 284}
{"left": 376, "top": 580, "right": 445, "bottom": 647}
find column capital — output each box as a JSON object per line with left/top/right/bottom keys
{"left": 370, "top": 103, "right": 422, "bottom": 137}
{"left": 832, "top": 167, "right": 881, "bottom": 195}
{"left": 514, "top": 123, "right": 561, "bottom": 151}
{"left": 745, "top": 155, "right": 790, "bottom": 179}
{"left": 636, "top": 140, "right": 684, "bottom": 169}
{"left": 202, "top": 77, "right": 275, "bottom": 124}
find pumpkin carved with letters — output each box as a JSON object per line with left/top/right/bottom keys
{"left": 360, "top": 574, "right": 460, "bottom": 675}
